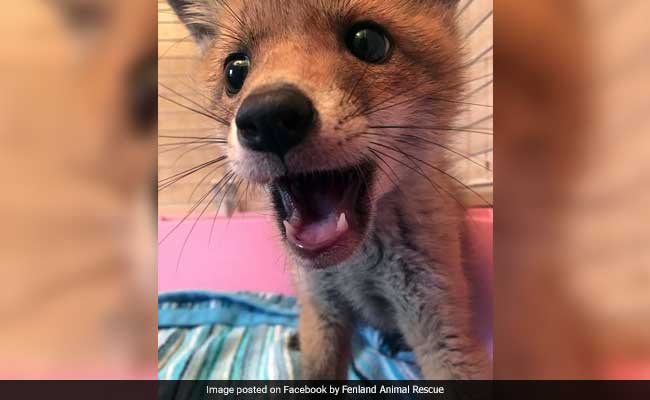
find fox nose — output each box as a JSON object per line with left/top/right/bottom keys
{"left": 235, "top": 85, "right": 315, "bottom": 157}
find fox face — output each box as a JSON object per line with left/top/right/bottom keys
{"left": 168, "top": 0, "right": 463, "bottom": 269}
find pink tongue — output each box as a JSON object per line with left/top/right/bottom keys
{"left": 283, "top": 213, "right": 349, "bottom": 252}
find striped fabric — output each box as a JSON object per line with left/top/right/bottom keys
{"left": 159, "top": 291, "right": 422, "bottom": 380}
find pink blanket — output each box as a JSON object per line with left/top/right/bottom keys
{"left": 158, "top": 209, "right": 493, "bottom": 295}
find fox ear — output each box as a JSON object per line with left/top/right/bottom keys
{"left": 49, "top": 0, "right": 113, "bottom": 56}
{"left": 51, "top": 0, "right": 110, "bottom": 37}
{"left": 166, "top": 0, "right": 218, "bottom": 51}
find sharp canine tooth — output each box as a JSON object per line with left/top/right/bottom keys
{"left": 336, "top": 213, "right": 348, "bottom": 233}
{"left": 283, "top": 220, "right": 297, "bottom": 236}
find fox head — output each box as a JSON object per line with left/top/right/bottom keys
{"left": 167, "top": 0, "right": 464, "bottom": 268}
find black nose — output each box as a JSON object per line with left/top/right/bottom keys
{"left": 235, "top": 85, "right": 315, "bottom": 157}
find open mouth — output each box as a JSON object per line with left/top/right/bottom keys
{"left": 270, "top": 162, "right": 374, "bottom": 268}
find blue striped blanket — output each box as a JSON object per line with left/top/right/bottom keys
{"left": 158, "top": 291, "right": 422, "bottom": 380}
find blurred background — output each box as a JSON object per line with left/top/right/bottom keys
{"left": 495, "top": 0, "right": 650, "bottom": 379}
{"left": 0, "top": 0, "right": 156, "bottom": 378}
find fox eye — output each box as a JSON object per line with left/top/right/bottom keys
{"left": 224, "top": 53, "right": 250, "bottom": 96}
{"left": 346, "top": 23, "right": 391, "bottom": 64}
